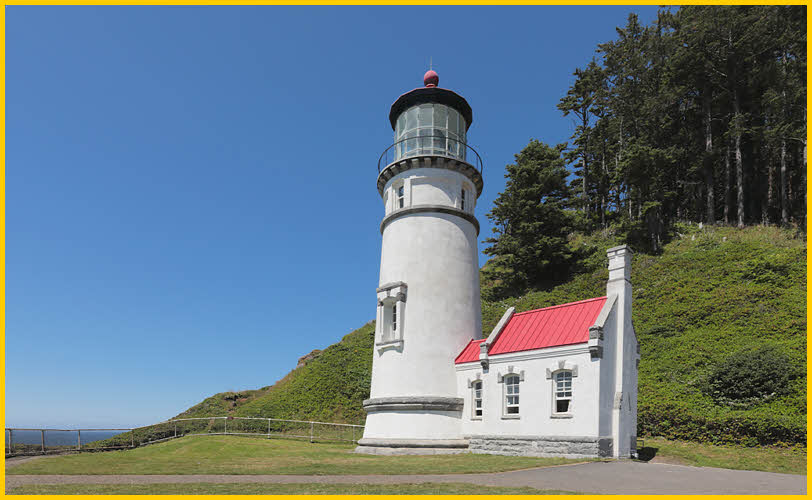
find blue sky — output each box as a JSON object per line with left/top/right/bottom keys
{"left": 6, "top": 5, "right": 660, "bottom": 428}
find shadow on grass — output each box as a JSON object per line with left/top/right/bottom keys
{"left": 636, "top": 447, "right": 659, "bottom": 462}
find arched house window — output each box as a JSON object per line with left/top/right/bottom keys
{"left": 554, "top": 371, "right": 573, "bottom": 414}
{"left": 498, "top": 367, "right": 525, "bottom": 419}
{"left": 546, "top": 361, "right": 578, "bottom": 418}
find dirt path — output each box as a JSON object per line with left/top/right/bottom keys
{"left": 5, "top": 461, "right": 806, "bottom": 494}
{"left": 4, "top": 455, "right": 53, "bottom": 468}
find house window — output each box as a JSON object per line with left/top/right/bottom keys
{"left": 397, "top": 186, "right": 405, "bottom": 209}
{"left": 473, "top": 381, "right": 483, "bottom": 418}
{"left": 504, "top": 374, "right": 520, "bottom": 414}
{"left": 554, "top": 371, "right": 572, "bottom": 414}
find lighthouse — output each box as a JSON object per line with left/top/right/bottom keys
{"left": 356, "top": 70, "right": 484, "bottom": 454}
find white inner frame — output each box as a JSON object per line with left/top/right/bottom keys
{"left": 472, "top": 380, "right": 483, "bottom": 419}
{"left": 503, "top": 374, "right": 520, "bottom": 416}
{"left": 553, "top": 370, "right": 573, "bottom": 415}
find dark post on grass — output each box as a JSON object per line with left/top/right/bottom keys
{"left": 77, "top": 430, "right": 82, "bottom": 450}
{"left": 131, "top": 430, "right": 134, "bottom": 448}
{"left": 7, "top": 429, "right": 12, "bottom": 454}
{"left": 41, "top": 430, "right": 45, "bottom": 453}
{"left": 310, "top": 422, "right": 314, "bottom": 443}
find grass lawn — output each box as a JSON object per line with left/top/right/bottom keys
{"left": 638, "top": 437, "right": 807, "bottom": 475}
{"left": 7, "top": 435, "right": 588, "bottom": 475}
{"left": 6, "top": 483, "right": 582, "bottom": 495}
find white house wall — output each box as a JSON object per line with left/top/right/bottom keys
{"left": 456, "top": 344, "right": 608, "bottom": 457}
{"left": 598, "top": 305, "right": 618, "bottom": 438}
{"left": 618, "top": 309, "right": 639, "bottom": 456}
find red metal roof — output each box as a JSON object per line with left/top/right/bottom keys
{"left": 455, "top": 297, "right": 607, "bottom": 364}
{"left": 455, "top": 339, "right": 485, "bottom": 364}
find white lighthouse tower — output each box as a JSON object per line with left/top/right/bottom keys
{"left": 356, "top": 70, "right": 483, "bottom": 454}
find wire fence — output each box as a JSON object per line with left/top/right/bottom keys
{"left": 6, "top": 417, "right": 364, "bottom": 457}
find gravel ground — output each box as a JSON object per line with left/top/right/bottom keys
{"left": 5, "top": 460, "right": 806, "bottom": 494}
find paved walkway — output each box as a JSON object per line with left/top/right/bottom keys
{"left": 5, "top": 461, "right": 806, "bottom": 494}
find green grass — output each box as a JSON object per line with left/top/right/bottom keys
{"left": 639, "top": 437, "right": 807, "bottom": 475}
{"left": 7, "top": 435, "right": 588, "bottom": 476}
{"left": 7, "top": 483, "right": 581, "bottom": 495}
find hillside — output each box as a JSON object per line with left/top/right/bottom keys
{"left": 175, "top": 224, "right": 806, "bottom": 446}
{"left": 175, "top": 322, "right": 375, "bottom": 425}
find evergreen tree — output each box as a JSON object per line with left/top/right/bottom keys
{"left": 483, "top": 141, "right": 573, "bottom": 298}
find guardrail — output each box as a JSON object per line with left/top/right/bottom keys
{"left": 6, "top": 416, "right": 364, "bottom": 457}
{"left": 5, "top": 427, "right": 134, "bottom": 455}
{"left": 378, "top": 135, "right": 483, "bottom": 174}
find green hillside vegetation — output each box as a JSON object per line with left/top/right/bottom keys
{"left": 162, "top": 224, "right": 803, "bottom": 448}
{"left": 176, "top": 322, "right": 375, "bottom": 424}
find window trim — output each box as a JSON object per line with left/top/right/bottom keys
{"left": 546, "top": 361, "right": 578, "bottom": 418}
{"left": 375, "top": 282, "right": 407, "bottom": 353}
{"left": 497, "top": 367, "right": 524, "bottom": 419}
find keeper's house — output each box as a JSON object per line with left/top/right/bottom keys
{"left": 454, "top": 246, "right": 639, "bottom": 458}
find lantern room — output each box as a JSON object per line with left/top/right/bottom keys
{"left": 387, "top": 70, "right": 474, "bottom": 163}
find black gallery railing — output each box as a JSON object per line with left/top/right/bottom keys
{"left": 378, "top": 135, "right": 483, "bottom": 174}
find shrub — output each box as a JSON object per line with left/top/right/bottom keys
{"left": 704, "top": 345, "right": 797, "bottom": 404}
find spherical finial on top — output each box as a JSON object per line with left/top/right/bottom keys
{"left": 423, "top": 70, "right": 439, "bottom": 88}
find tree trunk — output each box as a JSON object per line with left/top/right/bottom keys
{"left": 780, "top": 139, "right": 788, "bottom": 225}
{"left": 733, "top": 89, "right": 745, "bottom": 228}
{"left": 724, "top": 140, "right": 731, "bottom": 225}
{"left": 703, "top": 84, "right": 715, "bottom": 224}
{"left": 801, "top": 106, "right": 808, "bottom": 230}
{"left": 581, "top": 158, "right": 588, "bottom": 215}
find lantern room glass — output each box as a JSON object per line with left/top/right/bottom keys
{"left": 394, "top": 103, "right": 467, "bottom": 162}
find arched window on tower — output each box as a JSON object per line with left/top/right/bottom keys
{"left": 472, "top": 380, "right": 483, "bottom": 419}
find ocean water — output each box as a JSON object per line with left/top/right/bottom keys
{"left": 6, "top": 430, "right": 126, "bottom": 447}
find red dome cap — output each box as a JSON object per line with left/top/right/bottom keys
{"left": 423, "top": 70, "right": 439, "bottom": 87}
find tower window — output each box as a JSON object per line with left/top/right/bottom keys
{"left": 397, "top": 186, "right": 405, "bottom": 209}
{"left": 461, "top": 188, "right": 466, "bottom": 211}
{"left": 473, "top": 381, "right": 483, "bottom": 418}
{"left": 554, "top": 371, "right": 573, "bottom": 414}
{"left": 392, "top": 303, "right": 397, "bottom": 332}
{"left": 504, "top": 375, "right": 520, "bottom": 414}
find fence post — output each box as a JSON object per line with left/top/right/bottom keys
{"left": 77, "top": 430, "right": 82, "bottom": 451}
{"left": 131, "top": 429, "right": 135, "bottom": 448}
{"left": 8, "top": 429, "right": 12, "bottom": 455}
{"left": 267, "top": 419, "right": 271, "bottom": 438}
{"left": 309, "top": 422, "right": 314, "bottom": 443}
{"left": 174, "top": 422, "right": 177, "bottom": 439}
{"left": 224, "top": 417, "right": 227, "bottom": 435}
{"left": 41, "top": 430, "right": 45, "bottom": 453}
